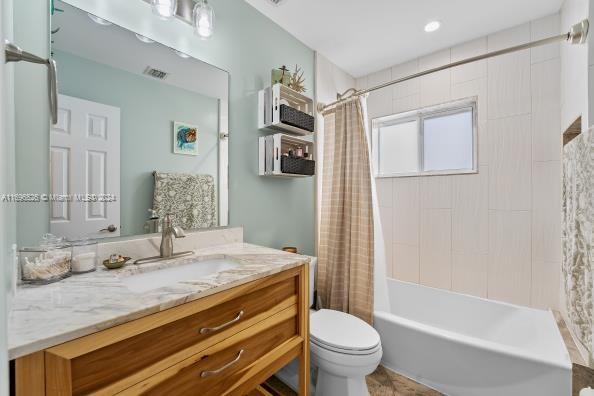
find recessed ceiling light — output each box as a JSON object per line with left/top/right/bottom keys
{"left": 135, "top": 34, "right": 155, "bottom": 44}
{"left": 424, "top": 20, "right": 441, "bottom": 33}
{"left": 87, "top": 13, "right": 112, "bottom": 26}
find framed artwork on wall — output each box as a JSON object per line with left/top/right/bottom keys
{"left": 173, "top": 121, "right": 199, "bottom": 155}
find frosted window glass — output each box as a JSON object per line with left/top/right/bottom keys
{"left": 378, "top": 120, "right": 418, "bottom": 174}
{"left": 423, "top": 110, "right": 473, "bottom": 171}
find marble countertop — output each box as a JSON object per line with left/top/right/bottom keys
{"left": 8, "top": 243, "right": 310, "bottom": 360}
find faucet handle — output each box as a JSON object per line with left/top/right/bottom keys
{"left": 161, "top": 213, "right": 174, "bottom": 229}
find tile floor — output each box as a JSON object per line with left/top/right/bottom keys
{"left": 263, "top": 365, "right": 440, "bottom": 396}
{"left": 366, "top": 366, "right": 442, "bottom": 395}
{"left": 266, "top": 361, "right": 594, "bottom": 396}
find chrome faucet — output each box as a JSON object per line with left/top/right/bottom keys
{"left": 160, "top": 213, "right": 186, "bottom": 258}
{"left": 134, "top": 213, "right": 193, "bottom": 265}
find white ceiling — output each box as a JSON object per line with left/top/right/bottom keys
{"left": 245, "top": 0, "right": 564, "bottom": 77}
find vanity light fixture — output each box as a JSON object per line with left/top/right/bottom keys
{"left": 143, "top": 0, "right": 216, "bottom": 40}
{"left": 151, "top": 0, "right": 177, "bottom": 20}
{"left": 135, "top": 34, "right": 155, "bottom": 44}
{"left": 193, "top": 0, "right": 215, "bottom": 40}
{"left": 424, "top": 20, "right": 441, "bottom": 33}
{"left": 174, "top": 50, "right": 191, "bottom": 58}
{"left": 87, "top": 13, "right": 112, "bottom": 26}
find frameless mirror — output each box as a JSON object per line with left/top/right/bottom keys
{"left": 17, "top": 0, "right": 229, "bottom": 242}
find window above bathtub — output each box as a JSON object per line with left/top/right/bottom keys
{"left": 371, "top": 97, "right": 478, "bottom": 178}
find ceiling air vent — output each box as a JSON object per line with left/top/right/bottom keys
{"left": 143, "top": 66, "right": 169, "bottom": 80}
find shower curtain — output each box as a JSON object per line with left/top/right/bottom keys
{"left": 318, "top": 96, "right": 374, "bottom": 324}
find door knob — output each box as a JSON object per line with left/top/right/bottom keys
{"left": 99, "top": 224, "right": 117, "bottom": 233}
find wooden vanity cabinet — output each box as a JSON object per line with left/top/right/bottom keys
{"left": 15, "top": 264, "right": 310, "bottom": 395}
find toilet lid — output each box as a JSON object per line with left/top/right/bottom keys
{"left": 310, "top": 309, "right": 380, "bottom": 354}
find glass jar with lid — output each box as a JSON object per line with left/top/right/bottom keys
{"left": 19, "top": 234, "right": 72, "bottom": 284}
{"left": 69, "top": 238, "right": 98, "bottom": 274}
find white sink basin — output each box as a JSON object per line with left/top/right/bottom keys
{"left": 120, "top": 258, "right": 240, "bottom": 293}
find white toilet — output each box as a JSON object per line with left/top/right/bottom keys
{"left": 276, "top": 258, "right": 382, "bottom": 396}
{"left": 310, "top": 308, "right": 382, "bottom": 396}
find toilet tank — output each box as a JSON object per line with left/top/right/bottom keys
{"left": 308, "top": 257, "right": 317, "bottom": 306}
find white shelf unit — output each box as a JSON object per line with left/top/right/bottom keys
{"left": 258, "top": 83, "right": 314, "bottom": 136}
{"left": 259, "top": 133, "right": 315, "bottom": 178}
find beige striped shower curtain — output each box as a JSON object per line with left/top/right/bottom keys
{"left": 318, "top": 97, "right": 374, "bottom": 324}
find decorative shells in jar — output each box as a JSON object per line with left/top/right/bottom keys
{"left": 19, "top": 234, "right": 72, "bottom": 284}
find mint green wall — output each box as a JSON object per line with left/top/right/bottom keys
{"left": 3, "top": 0, "right": 48, "bottom": 390}
{"left": 1, "top": 1, "right": 16, "bottom": 391}
{"left": 65, "top": 0, "right": 316, "bottom": 254}
{"left": 54, "top": 50, "right": 220, "bottom": 236}
{"left": 14, "top": 0, "right": 50, "bottom": 246}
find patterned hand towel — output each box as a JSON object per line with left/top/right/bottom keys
{"left": 153, "top": 172, "right": 217, "bottom": 230}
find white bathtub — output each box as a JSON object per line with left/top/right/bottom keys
{"left": 374, "top": 279, "right": 572, "bottom": 396}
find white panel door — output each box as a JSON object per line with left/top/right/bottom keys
{"left": 50, "top": 94, "right": 120, "bottom": 239}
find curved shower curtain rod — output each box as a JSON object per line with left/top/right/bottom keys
{"left": 318, "top": 19, "right": 590, "bottom": 114}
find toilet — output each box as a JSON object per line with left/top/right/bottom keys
{"left": 276, "top": 258, "right": 382, "bottom": 396}
{"left": 310, "top": 309, "right": 382, "bottom": 396}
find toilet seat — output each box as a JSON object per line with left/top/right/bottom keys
{"left": 311, "top": 336, "right": 382, "bottom": 355}
{"left": 310, "top": 309, "right": 381, "bottom": 356}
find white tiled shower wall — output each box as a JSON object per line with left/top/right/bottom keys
{"left": 359, "top": 14, "right": 563, "bottom": 309}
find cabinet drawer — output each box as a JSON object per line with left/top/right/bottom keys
{"left": 122, "top": 308, "right": 298, "bottom": 396}
{"left": 45, "top": 273, "right": 298, "bottom": 395}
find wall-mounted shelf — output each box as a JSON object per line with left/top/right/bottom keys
{"left": 259, "top": 133, "right": 315, "bottom": 178}
{"left": 258, "top": 83, "right": 315, "bottom": 136}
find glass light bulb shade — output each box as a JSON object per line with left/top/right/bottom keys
{"left": 151, "top": 0, "right": 177, "bottom": 20}
{"left": 135, "top": 34, "right": 155, "bottom": 44}
{"left": 174, "top": 50, "right": 191, "bottom": 59}
{"left": 87, "top": 13, "right": 112, "bottom": 26}
{"left": 193, "top": 0, "right": 215, "bottom": 40}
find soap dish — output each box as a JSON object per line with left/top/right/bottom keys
{"left": 102, "top": 256, "right": 131, "bottom": 270}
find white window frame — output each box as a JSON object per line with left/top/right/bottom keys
{"left": 372, "top": 97, "right": 478, "bottom": 178}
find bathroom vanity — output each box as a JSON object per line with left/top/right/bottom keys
{"left": 10, "top": 242, "right": 310, "bottom": 395}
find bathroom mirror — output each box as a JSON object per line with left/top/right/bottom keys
{"left": 17, "top": 0, "right": 229, "bottom": 242}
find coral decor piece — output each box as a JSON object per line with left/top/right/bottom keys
{"left": 289, "top": 64, "right": 306, "bottom": 93}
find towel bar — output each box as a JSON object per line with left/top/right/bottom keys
{"left": 5, "top": 40, "right": 58, "bottom": 124}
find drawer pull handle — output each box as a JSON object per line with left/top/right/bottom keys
{"left": 200, "top": 349, "right": 244, "bottom": 378}
{"left": 199, "top": 310, "right": 244, "bottom": 334}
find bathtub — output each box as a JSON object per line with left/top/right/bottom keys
{"left": 374, "top": 279, "right": 572, "bottom": 396}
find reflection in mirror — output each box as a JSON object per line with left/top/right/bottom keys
{"left": 26, "top": 0, "right": 229, "bottom": 242}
